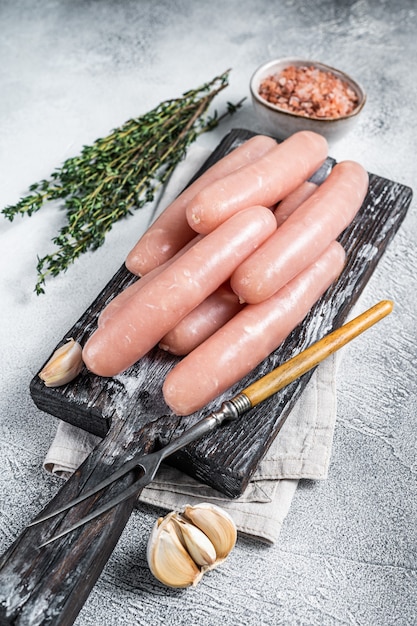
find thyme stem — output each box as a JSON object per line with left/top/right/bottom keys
{"left": 2, "top": 70, "right": 243, "bottom": 294}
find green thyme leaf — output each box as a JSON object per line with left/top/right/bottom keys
{"left": 2, "top": 70, "right": 244, "bottom": 294}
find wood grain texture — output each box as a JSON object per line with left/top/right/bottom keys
{"left": 0, "top": 413, "right": 176, "bottom": 625}
{"left": 29, "top": 128, "right": 413, "bottom": 498}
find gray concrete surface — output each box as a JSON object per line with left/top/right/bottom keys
{"left": 0, "top": 1, "right": 416, "bottom": 624}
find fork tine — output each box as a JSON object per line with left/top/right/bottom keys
{"left": 39, "top": 474, "right": 149, "bottom": 547}
{"left": 34, "top": 408, "right": 221, "bottom": 528}
{"left": 29, "top": 456, "right": 142, "bottom": 526}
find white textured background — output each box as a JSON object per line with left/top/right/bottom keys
{"left": 1, "top": 1, "right": 416, "bottom": 624}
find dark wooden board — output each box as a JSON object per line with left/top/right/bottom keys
{"left": 30, "top": 128, "right": 413, "bottom": 498}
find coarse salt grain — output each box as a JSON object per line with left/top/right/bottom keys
{"left": 258, "top": 65, "right": 359, "bottom": 119}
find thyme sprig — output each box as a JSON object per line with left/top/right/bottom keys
{"left": 2, "top": 70, "right": 243, "bottom": 294}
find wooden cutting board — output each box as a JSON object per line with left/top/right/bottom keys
{"left": 29, "top": 128, "right": 413, "bottom": 498}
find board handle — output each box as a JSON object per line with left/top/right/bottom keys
{"left": 0, "top": 416, "right": 167, "bottom": 626}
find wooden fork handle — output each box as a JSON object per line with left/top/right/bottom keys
{"left": 243, "top": 300, "right": 394, "bottom": 407}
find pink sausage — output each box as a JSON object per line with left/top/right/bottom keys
{"left": 273, "top": 155, "right": 335, "bottom": 226}
{"left": 83, "top": 206, "right": 277, "bottom": 377}
{"left": 98, "top": 236, "right": 203, "bottom": 327}
{"left": 186, "top": 131, "right": 328, "bottom": 234}
{"left": 125, "top": 134, "right": 277, "bottom": 275}
{"left": 159, "top": 174, "right": 329, "bottom": 355}
{"left": 159, "top": 176, "right": 318, "bottom": 353}
{"left": 162, "top": 240, "right": 346, "bottom": 415}
{"left": 273, "top": 180, "right": 318, "bottom": 228}
{"left": 231, "top": 160, "right": 368, "bottom": 304}
{"left": 103, "top": 175, "right": 317, "bottom": 329}
{"left": 159, "top": 282, "right": 243, "bottom": 356}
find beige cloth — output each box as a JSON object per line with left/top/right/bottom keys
{"left": 43, "top": 146, "right": 340, "bottom": 544}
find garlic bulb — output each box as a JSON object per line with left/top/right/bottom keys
{"left": 147, "top": 503, "right": 237, "bottom": 588}
{"left": 39, "top": 338, "right": 83, "bottom": 387}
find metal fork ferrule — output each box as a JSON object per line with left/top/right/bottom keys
{"left": 211, "top": 393, "right": 252, "bottom": 426}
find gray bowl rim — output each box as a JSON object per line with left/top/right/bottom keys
{"left": 250, "top": 57, "right": 367, "bottom": 123}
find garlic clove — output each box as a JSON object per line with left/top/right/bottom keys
{"left": 183, "top": 503, "right": 237, "bottom": 561}
{"left": 147, "top": 514, "right": 203, "bottom": 588}
{"left": 146, "top": 504, "right": 237, "bottom": 588}
{"left": 39, "top": 338, "right": 83, "bottom": 387}
{"left": 172, "top": 516, "right": 217, "bottom": 568}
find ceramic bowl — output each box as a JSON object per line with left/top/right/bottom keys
{"left": 250, "top": 57, "right": 366, "bottom": 143}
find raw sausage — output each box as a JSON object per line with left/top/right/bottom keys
{"left": 186, "top": 131, "right": 328, "bottom": 234}
{"left": 153, "top": 154, "right": 334, "bottom": 351}
{"left": 102, "top": 170, "right": 326, "bottom": 327}
{"left": 83, "top": 206, "right": 277, "bottom": 376}
{"left": 98, "top": 236, "right": 203, "bottom": 327}
{"left": 125, "top": 134, "right": 277, "bottom": 275}
{"left": 231, "top": 160, "right": 368, "bottom": 304}
{"left": 162, "top": 240, "right": 346, "bottom": 415}
{"left": 273, "top": 180, "right": 318, "bottom": 227}
{"left": 273, "top": 154, "right": 334, "bottom": 226}
{"left": 158, "top": 178, "right": 319, "bottom": 353}
{"left": 84, "top": 206, "right": 276, "bottom": 376}
{"left": 156, "top": 180, "right": 320, "bottom": 348}
{"left": 159, "top": 282, "right": 243, "bottom": 355}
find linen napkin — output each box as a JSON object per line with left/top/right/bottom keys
{"left": 43, "top": 145, "right": 340, "bottom": 544}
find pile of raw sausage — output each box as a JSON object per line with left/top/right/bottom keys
{"left": 82, "top": 131, "right": 369, "bottom": 415}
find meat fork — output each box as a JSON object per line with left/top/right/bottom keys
{"left": 32, "top": 299, "right": 393, "bottom": 546}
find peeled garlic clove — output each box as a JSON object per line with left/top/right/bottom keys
{"left": 39, "top": 338, "right": 83, "bottom": 387}
{"left": 147, "top": 514, "right": 203, "bottom": 588}
{"left": 183, "top": 503, "right": 237, "bottom": 560}
{"left": 172, "top": 516, "right": 216, "bottom": 567}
